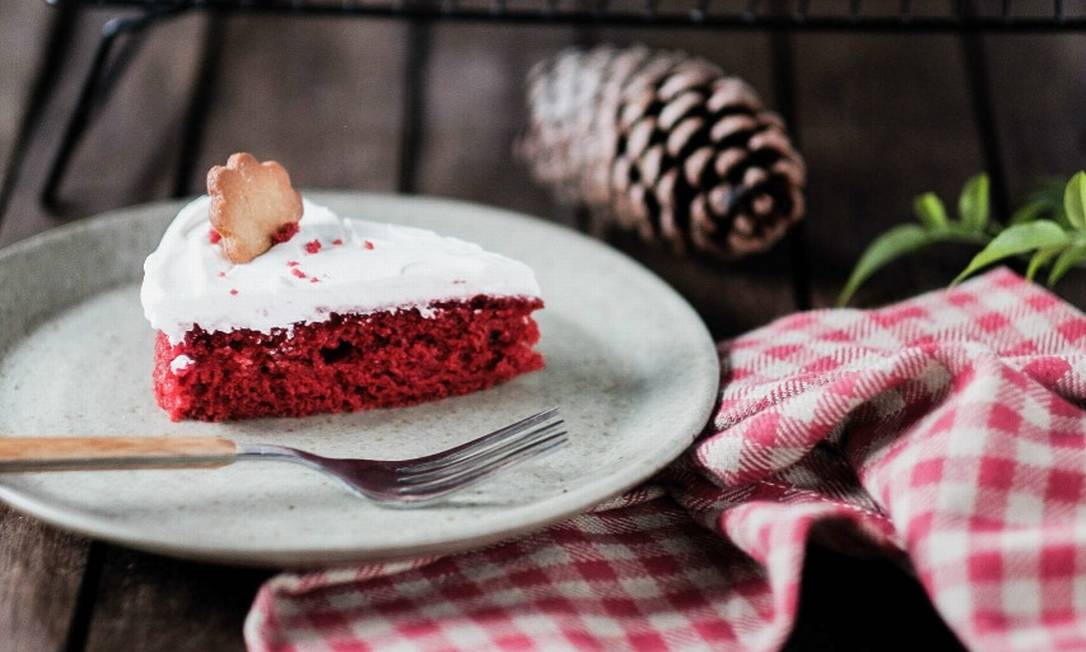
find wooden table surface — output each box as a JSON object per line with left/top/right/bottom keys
{"left": 1, "top": 4, "right": 1083, "bottom": 649}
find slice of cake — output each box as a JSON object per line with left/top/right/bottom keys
{"left": 141, "top": 153, "right": 544, "bottom": 421}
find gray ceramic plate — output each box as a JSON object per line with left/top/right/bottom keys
{"left": 0, "top": 193, "right": 718, "bottom": 567}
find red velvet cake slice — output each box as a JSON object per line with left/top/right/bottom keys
{"left": 141, "top": 154, "right": 543, "bottom": 421}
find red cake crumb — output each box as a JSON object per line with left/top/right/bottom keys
{"left": 304, "top": 239, "right": 321, "bottom": 254}
{"left": 332, "top": 239, "right": 344, "bottom": 246}
{"left": 310, "top": 277, "right": 320, "bottom": 283}
{"left": 287, "top": 260, "right": 300, "bottom": 267}
{"left": 229, "top": 289, "right": 238, "bottom": 295}
{"left": 272, "top": 222, "right": 300, "bottom": 244}
{"left": 212, "top": 222, "right": 296, "bottom": 247}
{"left": 217, "top": 271, "right": 226, "bottom": 278}
{"left": 152, "top": 296, "right": 544, "bottom": 421}
{"left": 291, "top": 268, "right": 306, "bottom": 279}
{"left": 364, "top": 240, "right": 374, "bottom": 250}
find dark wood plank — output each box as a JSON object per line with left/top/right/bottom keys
{"left": 793, "top": 33, "right": 984, "bottom": 308}
{"left": 0, "top": 1, "right": 52, "bottom": 182}
{"left": 83, "top": 546, "right": 270, "bottom": 652}
{"left": 988, "top": 34, "right": 1086, "bottom": 202}
{"left": 416, "top": 24, "right": 574, "bottom": 221}
{"left": 605, "top": 233, "right": 798, "bottom": 337}
{"left": 193, "top": 15, "right": 407, "bottom": 194}
{"left": 987, "top": 33, "right": 1086, "bottom": 308}
{"left": 0, "top": 505, "right": 89, "bottom": 651}
{"left": 593, "top": 27, "right": 775, "bottom": 93}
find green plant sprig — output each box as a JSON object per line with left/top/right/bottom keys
{"left": 837, "top": 171, "right": 1086, "bottom": 306}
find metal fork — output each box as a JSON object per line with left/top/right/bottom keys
{"left": 0, "top": 409, "right": 567, "bottom": 506}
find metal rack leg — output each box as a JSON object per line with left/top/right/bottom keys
{"left": 41, "top": 7, "right": 186, "bottom": 210}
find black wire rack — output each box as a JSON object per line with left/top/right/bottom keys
{"left": 47, "top": 0, "right": 1086, "bottom": 30}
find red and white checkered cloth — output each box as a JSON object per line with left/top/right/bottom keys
{"left": 245, "top": 268, "right": 1086, "bottom": 651}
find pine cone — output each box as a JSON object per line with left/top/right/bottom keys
{"left": 519, "top": 45, "right": 806, "bottom": 259}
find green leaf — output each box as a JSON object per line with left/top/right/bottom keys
{"left": 1026, "top": 247, "right": 1063, "bottom": 281}
{"left": 958, "top": 174, "right": 990, "bottom": 231}
{"left": 1063, "top": 171, "right": 1086, "bottom": 230}
{"left": 1047, "top": 243, "right": 1086, "bottom": 286}
{"left": 1022, "top": 177, "right": 1071, "bottom": 228}
{"left": 913, "top": 193, "right": 949, "bottom": 229}
{"left": 951, "top": 220, "right": 1070, "bottom": 285}
{"left": 837, "top": 225, "right": 934, "bottom": 306}
{"left": 1011, "top": 200, "right": 1050, "bottom": 225}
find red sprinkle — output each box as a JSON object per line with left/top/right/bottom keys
{"left": 364, "top": 240, "right": 374, "bottom": 250}
{"left": 291, "top": 268, "right": 307, "bottom": 279}
{"left": 229, "top": 289, "right": 238, "bottom": 296}
{"left": 304, "top": 240, "right": 322, "bottom": 254}
{"left": 217, "top": 271, "right": 226, "bottom": 278}
{"left": 272, "top": 222, "right": 300, "bottom": 244}
{"left": 287, "top": 260, "right": 300, "bottom": 267}
{"left": 332, "top": 239, "right": 344, "bottom": 246}
{"left": 208, "top": 228, "right": 222, "bottom": 244}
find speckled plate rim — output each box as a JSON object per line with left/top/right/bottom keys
{"left": 0, "top": 193, "right": 719, "bottom": 567}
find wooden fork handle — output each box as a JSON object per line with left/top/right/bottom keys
{"left": 0, "top": 437, "right": 238, "bottom": 472}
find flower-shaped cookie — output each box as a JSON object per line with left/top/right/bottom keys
{"left": 207, "top": 153, "right": 303, "bottom": 264}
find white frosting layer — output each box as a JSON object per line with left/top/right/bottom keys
{"left": 141, "top": 196, "right": 542, "bottom": 343}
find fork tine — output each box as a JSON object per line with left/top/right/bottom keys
{"left": 396, "top": 430, "right": 569, "bottom": 498}
{"left": 398, "top": 432, "right": 568, "bottom": 500}
{"left": 396, "top": 408, "right": 560, "bottom": 471}
{"left": 397, "top": 419, "right": 565, "bottom": 484}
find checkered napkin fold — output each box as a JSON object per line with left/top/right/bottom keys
{"left": 245, "top": 268, "right": 1086, "bottom": 651}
